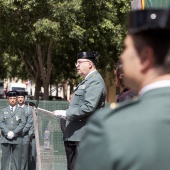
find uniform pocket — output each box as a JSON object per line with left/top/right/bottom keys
{"left": 74, "top": 89, "right": 85, "bottom": 104}
{"left": 75, "top": 90, "right": 84, "bottom": 96}
{"left": 4, "top": 114, "right": 10, "bottom": 123}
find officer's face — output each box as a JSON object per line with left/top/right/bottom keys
{"left": 8, "top": 97, "right": 17, "bottom": 106}
{"left": 75, "top": 59, "right": 92, "bottom": 77}
{"left": 120, "top": 35, "right": 142, "bottom": 90}
{"left": 17, "top": 96, "right": 25, "bottom": 105}
{"left": 114, "top": 70, "right": 124, "bottom": 88}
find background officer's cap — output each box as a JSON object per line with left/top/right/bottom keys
{"left": 128, "top": 8, "right": 170, "bottom": 34}
{"left": 25, "top": 101, "right": 36, "bottom": 107}
{"left": 77, "top": 51, "right": 99, "bottom": 61}
{"left": 17, "top": 91, "right": 28, "bottom": 97}
{"left": 6, "top": 91, "right": 18, "bottom": 97}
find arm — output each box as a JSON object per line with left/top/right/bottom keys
{"left": 29, "top": 108, "right": 35, "bottom": 137}
{"left": 0, "top": 110, "right": 10, "bottom": 135}
{"left": 13, "top": 110, "right": 26, "bottom": 134}
{"left": 29, "top": 123, "right": 34, "bottom": 137}
{"left": 23, "top": 107, "right": 33, "bottom": 133}
{"left": 67, "top": 79, "right": 105, "bottom": 120}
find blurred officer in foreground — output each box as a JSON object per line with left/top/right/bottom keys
{"left": 0, "top": 91, "right": 26, "bottom": 170}
{"left": 54, "top": 51, "right": 106, "bottom": 170}
{"left": 75, "top": 8, "right": 170, "bottom": 170}
{"left": 17, "top": 91, "right": 33, "bottom": 170}
{"left": 115, "top": 59, "right": 138, "bottom": 102}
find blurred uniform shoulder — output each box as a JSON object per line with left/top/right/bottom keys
{"left": 113, "top": 95, "right": 139, "bottom": 111}
{"left": 91, "top": 96, "right": 140, "bottom": 121}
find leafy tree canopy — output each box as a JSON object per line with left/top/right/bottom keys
{"left": 0, "top": 0, "right": 131, "bottom": 98}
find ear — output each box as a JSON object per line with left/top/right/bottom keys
{"left": 140, "top": 47, "right": 154, "bottom": 73}
{"left": 88, "top": 61, "right": 93, "bottom": 69}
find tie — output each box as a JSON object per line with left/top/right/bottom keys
{"left": 11, "top": 107, "right": 13, "bottom": 113}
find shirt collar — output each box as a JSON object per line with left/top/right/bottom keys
{"left": 9, "top": 105, "right": 16, "bottom": 111}
{"left": 85, "top": 70, "right": 97, "bottom": 79}
{"left": 140, "top": 80, "right": 170, "bottom": 96}
{"left": 18, "top": 104, "right": 24, "bottom": 108}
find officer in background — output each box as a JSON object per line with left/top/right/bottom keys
{"left": 0, "top": 91, "right": 26, "bottom": 170}
{"left": 17, "top": 91, "right": 33, "bottom": 170}
{"left": 54, "top": 51, "right": 106, "bottom": 170}
{"left": 115, "top": 59, "right": 138, "bottom": 102}
{"left": 75, "top": 8, "right": 170, "bottom": 170}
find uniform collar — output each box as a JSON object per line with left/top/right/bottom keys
{"left": 85, "top": 70, "right": 97, "bottom": 79}
{"left": 140, "top": 80, "right": 170, "bottom": 96}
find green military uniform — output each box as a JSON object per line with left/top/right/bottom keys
{"left": 21, "top": 104, "right": 33, "bottom": 170}
{"left": 64, "top": 70, "right": 106, "bottom": 170}
{"left": 75, "top": 87, "right": 170, "bottom": 170}
{"left": 0, "top": 105, "right": 26, "bottom": 170}
{"left": 64, "top": 70, "right": 106, "bottom": 141}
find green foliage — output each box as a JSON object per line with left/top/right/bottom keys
{"left": 33, "top": 18, "right": 60, "bottom": 41}
{"left": 0, "top": 0, "right": 131, "bottom": 90}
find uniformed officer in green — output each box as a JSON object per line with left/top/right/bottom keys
{"left": 0, "top": 91, "right": 26, "bottom": 170}
{"left": 75, "top": 8, "right": 170, "bottom": 170}
{"left": 17, "top": 91, "right": 33, "bottom": 170}
{"left": 54, "top": 51, "right": 106, "bottom": 170}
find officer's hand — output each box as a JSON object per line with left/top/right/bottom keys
{"left": 7, "top": 131, "right": 14, "bottom": 139}
{"left": 53, "top": 110, "right": 66, "bottom": 117}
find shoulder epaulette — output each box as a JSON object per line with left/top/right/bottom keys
{"left": 109, "top": 96, "right": 140, "bottom": 111}
{"left": 93, "top": 74, "right": 97, "bottom": 78}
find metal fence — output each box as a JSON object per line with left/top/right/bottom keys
{"left": 0, "top": 99, "right": 69, "bottom": 170}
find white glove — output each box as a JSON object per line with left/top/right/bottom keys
{"left": 53, "top": 110, "right": 66, "bottom": 117}
{"left": 7, "top": 131, "right": 14, "bottom": 139}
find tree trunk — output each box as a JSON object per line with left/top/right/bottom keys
{"left": 36, "top": 40, "right": 53, "bottom": 101}
{"left": 43, "top": 82, "right": 49, "bottom": 100}
{"left": 18, "top": 49, "right": 42, "bottom": 100}
{"left": 63, "top": 83, "right": 67, "bottom": 100}
{"left": 18, "top": 38, "right": 53, "bottom": 101}
{"left": 56, "top": 85, "right": 58, "bottom": 97}
{"left": 34, "top": 75, "right": 41, "bottom": 100}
